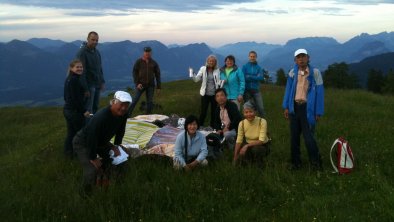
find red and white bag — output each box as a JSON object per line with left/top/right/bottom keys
{"left": 330, "top": 137, "right": 355, "bottom": 174}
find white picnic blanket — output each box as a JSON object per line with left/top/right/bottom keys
{"left": 133, "top": 114, "right": 169, "bottom": 122}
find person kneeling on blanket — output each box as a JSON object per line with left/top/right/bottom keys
{"left": 233, "top": 101, "right": 270, "bottom": 168}
{"left": 173, "top": 115, "right": 208, "bottom": 171}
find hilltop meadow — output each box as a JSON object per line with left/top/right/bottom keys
{"left": 0, "top": 80, "right": 393, "bottom": 221}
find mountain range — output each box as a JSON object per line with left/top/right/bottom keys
{"left": 0, "top": 31, "right": 393, "bottom": 106}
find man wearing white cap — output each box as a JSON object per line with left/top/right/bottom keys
{"left": 282, "top": 49, "right": 324, "bottom": 171}
{"left": 73, "top": 91, "right": 132, "bottom": 195}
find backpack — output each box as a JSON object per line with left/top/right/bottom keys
{"left": 206, "top": 133, "right": 224, "bottom": 160}
{"left": 330, "top": 137, "right": 355, "bottom": 174}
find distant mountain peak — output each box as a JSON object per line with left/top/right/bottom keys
{"left": 285, "top": 37, "right": 339, "bottom": 47}
{"left": 27, "top": 38, "right": 66, "bottom": 49}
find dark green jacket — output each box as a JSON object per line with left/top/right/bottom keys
{"left": 76, "top": 42, "right": 105, "bottom": 90}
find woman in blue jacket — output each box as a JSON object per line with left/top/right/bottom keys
{"left": 173, "top": 115, "right": 208, "bottom": 171}
{"left": 220, "top": 55, "right": 245, "bottom": 110}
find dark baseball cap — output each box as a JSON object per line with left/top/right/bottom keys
{"left": 143, "top": 46, "right": 152, "bottom": 52}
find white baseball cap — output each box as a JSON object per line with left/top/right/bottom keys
{"left": 294, "top": 48, "right": 308, "bottom": 57}
{"left": 114, "top": 91, "right": 132, "bottom": 103}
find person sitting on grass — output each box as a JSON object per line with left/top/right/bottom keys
{"left": 212, "top": 88, "right": 242, "bottom": 150}
{"left": 173, "top": 115, "right": 208, "bottom": 171}
{"left": 233, "top": 101, "right": 270, "bottom": 168}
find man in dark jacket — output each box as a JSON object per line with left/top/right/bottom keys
{"left": 129, "top": 46, "right": 161, "bottom": 115}
{"left": 76, "top": 31, "right": 105, "bottom": 114}
{"left": 73, "top": 91, "right": 131, "bottom": 195}
{"left": 213, "top": 88, "right": 242, "bottom": 150}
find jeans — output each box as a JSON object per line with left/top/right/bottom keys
{"left": 63, "top": 108, "right": 85, "bottom": 157}
{"left": 128, "top": 86, "right": 155, "bottom": 115}
{"left": 224, "top": 129, "right": 237, "bottom": 150}
{"left": 86, "top": 86, "right": 101, "bottom": 114}
{"left": 244, "top": 90, "right": 265, "bottom": 117}
{"left": 289, "top": 103, "right": 322, "bottom": 167}
{"left": 199, "top": 95, "right": 217, "bottom": 127}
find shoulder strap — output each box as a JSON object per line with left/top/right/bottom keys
{"left": 184, "top": 131, "right": 188, "bottom": 161}
{"left": 330, "top": 138, "right": 342, "bottom": 173}
{"left": 259, "top": 118, "right": 262, "bottom": 132}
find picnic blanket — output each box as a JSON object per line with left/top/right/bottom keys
{"left": 118, "top": 115, "right": 215, "bottom": 159}
{"left": 133, "top": 114, "right": 169, "bottom": 122}
{"left": 146, "top": 144, "right": 175, "bottom": 157}
{"left": 146, "top": 125, "right": 181, "bottom": 148}
{"left": 120, "top": 119, "right": 159, "bottom": 149}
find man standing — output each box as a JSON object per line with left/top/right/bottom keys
{"left": 76, "top": 31, "right": 105, "bottom": 114}
{"left": 282, "top": 49, "right": 324, "bottom": 171}
{"left": 129, "top": 46, "right": 161, "bottom": 115}
{"left": 213, "top": 88, "right": 242, "bottom": 150}
{"left": 73, "top": 91, "right": 131, "bottom": 195}
{"left": 242, "top": 51, "right": 265, "bottom": 117}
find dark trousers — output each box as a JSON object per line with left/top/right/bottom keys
{"left": 73, "top": 136, "right": 127, "bottom": 194}
{"left": 128, "top": 86, "right": 155, "bottom": 115}
{"left": 63, "top": 108, "right": 85, "bottom": 157}
{"left": 238, "top": 144, "right": 270, "bottom": 168}
{"left": 199, "top": 95, "right": 217, "bottom": 127}
{"left": 289, "top": 103, "right": 322, "bottom": 167}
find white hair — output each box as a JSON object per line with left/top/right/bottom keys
{"left": 110, "top": 99, "right": 121, "bottom": 105}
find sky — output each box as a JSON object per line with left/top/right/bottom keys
{"left": 0, "top": 0, "right": 393, "bottom": 47}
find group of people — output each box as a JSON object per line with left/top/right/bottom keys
{"left": 63, "top": 31, "right": 161, "bottom": 195}
{"left": 175, "top": 51, "right": 269, "bottom": 170}
{"left": 177, "top": 49, "right": 324, "bottom": 171}
{"left": 63, "top": 31, "right": 325, "bottom": 196}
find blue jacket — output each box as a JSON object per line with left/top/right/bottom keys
{"left": 220, "top": 65, "right": 245, "bottom": 100}
{"left": 173, "top": 130, "right": 208, "bottom": 167}
{"left": 282, "top": 64, "right": 324, "bottom": 126}
{"left": 242, "top": 62, "right": 264, "bottom": 91}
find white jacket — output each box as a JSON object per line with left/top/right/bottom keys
{"left": 192, "top": 66, "right": 223, "bottom": 96}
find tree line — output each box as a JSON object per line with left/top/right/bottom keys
{"left": 274, "top": 63, "right": 394, "bottom": 95}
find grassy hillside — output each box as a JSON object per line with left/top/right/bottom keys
{"left": 0, "top": 80, "right": 393, "bottom": 221}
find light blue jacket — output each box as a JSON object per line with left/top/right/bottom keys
{"left": 173, "top": 130, "right": 208, "bottom": 167}
{"left": 282, "top": 64, "right": 324, "bottom": 126}
{"left": 242, "top": 62, "right": 264, "bottom": 91}
{"left": 220, "top": 65, "right": 245, "bottom": 100}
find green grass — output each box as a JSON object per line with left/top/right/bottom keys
{"left": 0, "top": 80, "right": 393, "bottom": 221}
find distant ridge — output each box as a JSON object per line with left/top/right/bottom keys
{"left": 1, "top": 31, "right": 393, "bottom": 106}
{"left": 348, "top": 52, "right": 394, "bottom": 87}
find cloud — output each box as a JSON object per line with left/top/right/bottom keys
{"left": 236, "top": 7, "right": 288, "bottom": 14}
{"left": 65, "top": 10, "right": 136, "bottom": 17}
{"left": 301, "top": 6, "right": 353, "bottom": 16}
{"left": 0, "top": 0, "right": 261, "bottom": 12}
{"left": 306, "top": 0, "right": 394, "bottom": 5}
